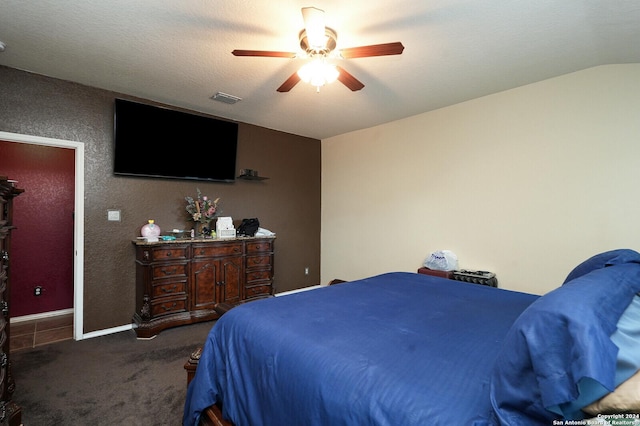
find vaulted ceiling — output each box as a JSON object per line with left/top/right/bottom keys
{"left": 1, "top": 1, "right": 640, "bottom": 140}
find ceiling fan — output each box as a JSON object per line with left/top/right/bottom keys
{"left": 232, "top": 7, "right": 404, "bottom": 92}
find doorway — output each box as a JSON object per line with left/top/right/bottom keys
{"left": 0, "top": 131, "right": 85, "bottom": 340}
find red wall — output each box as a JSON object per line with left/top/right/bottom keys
{"left": 0, "top": 141, "right": 75, "bottom": 317}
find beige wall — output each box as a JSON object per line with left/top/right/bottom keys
{"left": 321, "top": 64, "right": 640, "bottom": 295}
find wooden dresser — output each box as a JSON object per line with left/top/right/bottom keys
{"left": 132, "top": 236, "right": 275, "bottom": 338}
{"left": 0, "top": 177, "right": 23, "bottom": 425}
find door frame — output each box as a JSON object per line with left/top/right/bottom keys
{"left": 0, "top": 131, "right": 85, "bottom": 340}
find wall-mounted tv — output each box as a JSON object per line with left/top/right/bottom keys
{"left": 113, "top": 98, "right": 238, "bottom": 182}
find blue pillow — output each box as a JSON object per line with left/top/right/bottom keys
{"left": 611, "top": 295, "right": 640, "bottom": 385}
{"left": 489, "top": 251, "right": 640, "bottom": 424}
{"left": 563, "top": 249, "right": 640, "bottom": 284}
{"left": 548, "top": 294, "right": 640, "bottom": 417}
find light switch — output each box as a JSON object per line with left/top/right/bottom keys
{"left": 107, "top": 210, "right": 121, "bottom": 221}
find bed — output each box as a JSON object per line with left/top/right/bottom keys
{"left": 183, "top": 249, "right": 640, "bottom": 425}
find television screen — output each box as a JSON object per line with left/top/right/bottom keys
{"left": 113, "top": 99, "right": 238, "bottom": 182}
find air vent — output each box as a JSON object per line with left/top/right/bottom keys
{"left": 211, "top": 92, "right": 242, "bottom": 104}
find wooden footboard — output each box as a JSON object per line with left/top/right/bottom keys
{"left": 184, "top": 303, "right": 235, "bottom": 426}
{"left": 185, "top": 346, "right": 234, "bottom": 426}
{"left": 200, "top": 404, "right": 232, "bottom": 426}
{"left": 184, "top": 346, "right": 201, "bottom": 385}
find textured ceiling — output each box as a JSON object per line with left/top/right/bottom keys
{"left": 1, "top": 1, "right": 640, "bottom": 140}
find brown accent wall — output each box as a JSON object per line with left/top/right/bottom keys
{"left": 0, "top": 65, "right": 321, "bottom": 333}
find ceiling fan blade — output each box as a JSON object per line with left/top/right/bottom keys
{"left": 301, "top": 7, "right": 326, "bottom": 49}
{"left": 335, "top": 66, "right": 364, "bottom": 91}
{"left": 232, "top": 49, "right": 296, "bottom": 58}
{"left": 277, "top": 72, "right": 302, "bottom": 92}
{"left": 340, "top": 42, "right": 405, "bottom": 59}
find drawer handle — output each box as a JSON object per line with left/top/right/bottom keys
{"left": 162, "top": 302, "right": 177, "bottom": 311}
{"left": 161, "top": 285, "right": 178, "bottom": 293}
{"left": 199, "top": 249, "right": 205, "bottom": 255}
{"left": 160, "top": 267, "right": 177, "bottom": 275}
{"left": 233, "top": 247, "right": 240, "bottom": 253}
{"left": 251, "top": 258, "right": 265, "bottom": 265}
{"left": 165, "top": 252, "right": 172, "bottom": 257}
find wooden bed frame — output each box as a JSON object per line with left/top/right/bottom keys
{"left": 185, "top": 346, "right": 231, "bottom": 426}
{"left": 184, "top": 301, "right": 233, "bottom": 426}
{"left": 184, "top": 280, "right": 347, "bottom": 426}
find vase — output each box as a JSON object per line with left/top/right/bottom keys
{"left": 197, "top": 220, "right": 212, "bottom": 238}
{"left": 141, "top": 220, "right": 161, "bottom": 238}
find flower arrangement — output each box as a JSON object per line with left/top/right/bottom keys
{"left": 185, "top": 188, "right": 220, "bottom": 223}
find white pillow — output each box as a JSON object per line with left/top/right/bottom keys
{"left": 583, "top": 369, "right": 640, "bottom": 415}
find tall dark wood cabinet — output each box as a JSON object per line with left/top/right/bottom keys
{"left": 133, "top": 237, "right": 275, "bottom": 338}
{"left": 0, "top": 177, "right": 23, "bottom": 426}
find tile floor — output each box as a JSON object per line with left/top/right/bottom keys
{"left": 10, "top": 313, "right": 74, "bottom": 353}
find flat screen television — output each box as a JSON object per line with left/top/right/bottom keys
{"left": 113, "top": 98, "right": 238, "bottom": 182}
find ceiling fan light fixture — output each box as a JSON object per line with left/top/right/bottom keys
{"left": 297, "top": 59, "right": 339, "bottom": 89}
{"left": 232, "top": 7, "right": 403, "bottom": 93}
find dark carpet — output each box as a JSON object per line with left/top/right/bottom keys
{"left": 11, "top": 320, "right": 216, "bottom": 426}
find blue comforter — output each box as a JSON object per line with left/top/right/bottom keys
{"left": 183, "top": 250, "right": 640, "bottom": 425}
{"left": 184, "top": 272, "right": 538, "bottom": 425}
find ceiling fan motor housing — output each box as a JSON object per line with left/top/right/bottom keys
{"left": 299, "top": 27, "right": 337, "bottom": 55}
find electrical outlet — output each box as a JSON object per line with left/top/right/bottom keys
{"left": 304, "top": 267, "right": 309, "bottom": 276}
{"left": 34, "top": 286, "right": 43, "bottom": 296}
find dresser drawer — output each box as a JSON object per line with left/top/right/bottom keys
{"left": 150, "top": 297, "right": 187, "bottom": 317}
{"left": 246, "top": 241, "right": 273, "bottom": 254}
{"left": 245, "top": 255, "right": 272, "bottom": 270}
{"left": 151, "top": 280, "right": 187, "bottom": 298}
{"left": 246, "top": 270, "right": 272, "bottom": 284}
{"left": 192, "top": 243, "right": 242, "bottom": 258}
{"left": 151, "top": 262, "right": 188, "bottom": 280}
{"left": 245, "top": 284, "right": 272, "bottom": 298}
{"left": 149, "top": 245, "right": 189, "bottom": 262}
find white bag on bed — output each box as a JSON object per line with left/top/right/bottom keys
{"left": 423, "top": 250, "right": 458, "bottom": 271}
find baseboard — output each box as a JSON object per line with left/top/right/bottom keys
{"left": 275, "top": 284, "right": 323, "bottom": 297}
{"left": 11, "top": 308, "right": 74, "bottom": 324}
{"left": 10, "top": 287, "right": 322, "bottom": 338}
{"left": 82, "top": 323, "right": 134, "bottom": 340}
{"left": 10, "top": 308, "right": 134, "bottom": 341}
